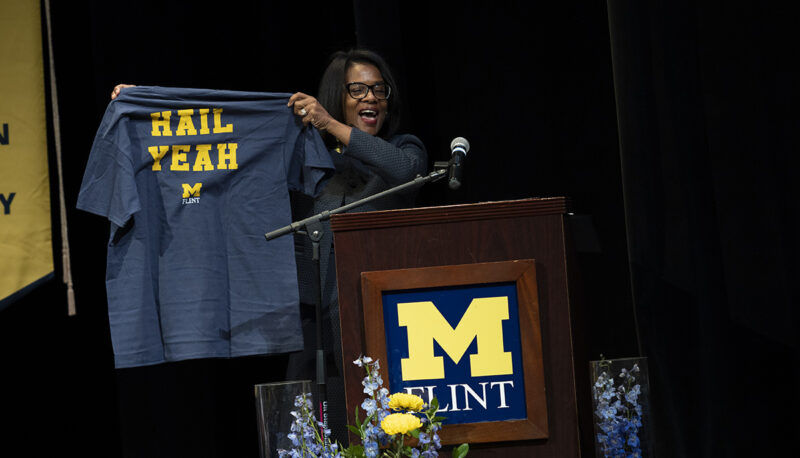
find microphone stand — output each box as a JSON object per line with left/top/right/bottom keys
{"left": 264, "top": 165, "right": 449, "bottom": 436}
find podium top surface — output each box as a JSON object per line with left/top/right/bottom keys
{"left": 330, "top": 196, "right": 570, "bottom": 232}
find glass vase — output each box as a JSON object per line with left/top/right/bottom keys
{"left": 589, "top": 356, "right": 653, "bottom": 457}
{"left": 254, "top": 380, "right": 312, "bottom": 458}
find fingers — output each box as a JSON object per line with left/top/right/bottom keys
{"left": 288, "top": 92, "right": 316, "bottom": 116}
{"left": 111, "top": 83, "right": 136, "bottom": 100}
{"left": 297, "top": 100, "right": 314, "bottom": 117}
{"left": 288, "top": 92, "right": 332, "bottom": 131}
{"left": 289, "top": 92, "right": 313, "bottom": 113}
{"left": 289, "top": 92, "right": 316, "bottom": 121}
{"left": 287, "top": 92, "right": 309, "bottom": 106}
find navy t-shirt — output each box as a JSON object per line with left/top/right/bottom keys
{"left": 77, "top": 86, "right": 334, "bottom": 368}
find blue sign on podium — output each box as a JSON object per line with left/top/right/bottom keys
{"left": 360, "top": 260, "right": 550, "bottom": 445}
{"left": 382, "top": 282, "right": 527, "bottom": 425}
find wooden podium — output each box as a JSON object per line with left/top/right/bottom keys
{"left": 331, "top": 197, "right": 591, "bottom": 457}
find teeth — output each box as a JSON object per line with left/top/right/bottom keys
{"left": 360, "top": 110, "right": 377, "bottom": 117}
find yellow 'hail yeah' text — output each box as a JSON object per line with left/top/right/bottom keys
{"left": 147, "top": 108, "right": 238, "bottom": 172}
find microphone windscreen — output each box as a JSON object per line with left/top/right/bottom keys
{"left": 450, "top": 137, "right": 470, "bottom": 154}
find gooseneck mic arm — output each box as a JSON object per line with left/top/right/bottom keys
{"left": 265, "top": 169, "right": 448, "bottom": 241}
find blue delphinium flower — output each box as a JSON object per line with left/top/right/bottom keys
{"left": 418, "top": 432, "right": 430, "bottom": 445}
{"left": 277, "top": 391, "right": 344, "bottom": 458}
{"left": 593, "top": 361, "right": 644, "bottom": 457}
{"left": 353, "top": 355, "right": 373, "bottom": 367}
{"left": 362, "top": 398, "right": 378, "bottom": 416}
{"left": 627, "top": 433, "right": 640, "bottom": 448}
{"left": 281, "top": 355, "right": 458, "bottom": 458}
{"left": 625, "top": 384, "right": 641, "bottom": 404}
{"left": 363, "top": 378, "right": 380, "bottom": 396}
{"left": 432, "top": 432, "right": 441, "bottom": 449}
{"left": 286, "top": 432, "right": 299, "bottom": 447}
{"left": 364, "top": 438, "right": 379, "bottom": 458}
{"left": 378, "top": 387, "right": 390, "bottom": 409}
{"left": 361, "top": 359, "right": 382, "bottom": 397}
{"left": 372, "top": 424, "right": 389, "bottom": 445}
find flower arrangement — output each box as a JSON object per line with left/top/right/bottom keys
{"left": 278, "top": 355, "right": 469, "bottom": 458}
{"left": 591, "top": 357, "right": 644, "bottom": 458}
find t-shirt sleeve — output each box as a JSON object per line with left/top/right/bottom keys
{"left": 76, "top": 136, "right": 141, "bottom": 229}
{"left": 287, "top": 125, "right": 335, "bottom": 197}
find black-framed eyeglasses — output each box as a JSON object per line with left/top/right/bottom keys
{"left": 345, "top": 82, "right": 391, "bottom": 100}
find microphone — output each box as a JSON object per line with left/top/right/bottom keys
{"left": 448, "top": 137, "right": 469, "bottom": 190}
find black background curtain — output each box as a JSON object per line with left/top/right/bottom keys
{"left": 607, "top": 0, "right": 799, "bottom": 455}
{"left": 1, "top": 0, "right": 795, "bottom": 456}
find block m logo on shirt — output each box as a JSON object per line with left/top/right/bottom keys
{"left": 181, "top": 183, "right": 202, "bottom": 198}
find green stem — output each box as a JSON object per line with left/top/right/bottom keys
{"left": 396, "top": 434, "right": 405, "bottom": 457}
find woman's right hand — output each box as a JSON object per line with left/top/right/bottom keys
{"left": 288, "top": 92, "right": 352, "bottom": 146}
{"left": 111, "top": 84, "right": 136, "bottom": 100}
{"left": 287, "top": 92, "right": 336, "bottom": 131}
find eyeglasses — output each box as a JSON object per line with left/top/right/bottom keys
{"left": 345, "top": 82, "right": 391, "bottom": 100}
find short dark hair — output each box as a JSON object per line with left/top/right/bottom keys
{"left": 317, "top": 49, "right": 401, "bottom": 142}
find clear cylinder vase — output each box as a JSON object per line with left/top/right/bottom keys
{"left": 254, "top": 380, "right": 312, "bottom": 458}
{"left": 589, "top": 356, "right": 653, "bottom": 457}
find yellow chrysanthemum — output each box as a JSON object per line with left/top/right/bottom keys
{"left": 380, "top": 412, "right": 423, "bottom": 436}
{"left": 387, "top": 393, "right": 425, "bottom": 412}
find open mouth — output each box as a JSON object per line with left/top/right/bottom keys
{"left": 359, "top": 109, "right": 379, "bottom": 124}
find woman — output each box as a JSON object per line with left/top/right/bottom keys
{"left": 111, "top": 49, "right": 427, "bottom": 443}
{"left": 285, "top": 48, "right": 427, "bottom": 308}
{"left": 286, "top": 49, "right": 427, "bottom": 445}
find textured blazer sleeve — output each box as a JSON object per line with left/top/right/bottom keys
{"left": 344, "top": 128, "right": 428, "bottom": 185}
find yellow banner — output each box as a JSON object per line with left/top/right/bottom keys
{"left": 0, "top": 0, "right": 53, "bottom": 308}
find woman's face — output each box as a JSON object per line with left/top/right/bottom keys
{"left": 343, "top": 62, "right": 389, "bottom": 136}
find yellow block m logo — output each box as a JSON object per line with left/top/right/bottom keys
{"left": 181, "top": 183, "right": 202, "bottom": 198}
{"left": 398, "top": 297, "right": 513, "bottom": 381}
